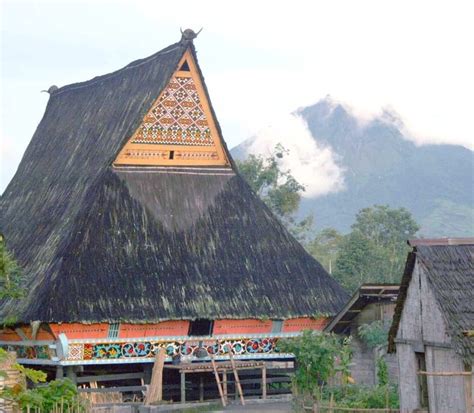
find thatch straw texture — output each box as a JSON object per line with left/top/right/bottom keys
{"left": 0, "top": 40, "right": 348, "bottom": 323}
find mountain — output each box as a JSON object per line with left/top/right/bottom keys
{"left": 231, "top": 98, "right": 474, "bottom": 237}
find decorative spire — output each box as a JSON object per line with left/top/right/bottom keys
{"left": 180, "top": 28, "right": 203, "bottom": 44}
{"left": 41, "top": 85, "right": 59, "bottom": 95}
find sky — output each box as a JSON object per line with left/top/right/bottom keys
{"left": 1, "top": 0, "right": 473, "bottom": 193}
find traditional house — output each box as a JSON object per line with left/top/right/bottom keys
{"left": 0, "top": 31, "right": 348, "bottom": 378}
{"left": 388, "top": 238, "right": 473, "bottom": 413}
{"left": 325, "top": 284, "right": 399, "bottom": 385}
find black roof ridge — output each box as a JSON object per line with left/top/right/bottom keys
{"left": 52, "top": 42, "right": 184, "bottom": 97}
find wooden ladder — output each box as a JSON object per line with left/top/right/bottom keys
{"left": 210, "top": 355, "right": 227, "bottom": 407}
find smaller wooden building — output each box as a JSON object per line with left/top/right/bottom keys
{"left": 325, "top": 284, "right": 399, "bottom": 385}
{"left": 388, "top": 238, "right": 473, "bottom": 413}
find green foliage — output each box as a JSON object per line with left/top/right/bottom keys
{"left": 34, "top": 379, "right": 80, "bottom": 411}
{"left": 376, "top": 357, "right": 389, "bottom": 386}
{"left": 236, "top": 144, "right": 313, "bottom": 240}
{"left": 1, "top": 378, "right": 81, "bottom": 411}
{"left": 279, "top": 330, "right": 352, "bottom": 397}
{"left": 357, "top": 320, "right": 389, "bottom": 349}
{"left": 306, "top": 228, "right": 343, "bottom": 273}
{"left": 351, "top": 205, "right": 420, "bottom": 247}
{"left": 14, "top": 364, "right": 47, "bottom": 383}
{"left": 0, "top": 240, "right": 24, "bottom": 300}
{"left": 322, "top": 384, "right": 399, "bottom": 408}
{"left": 332, "top": 205, "right": 419, "bottom": 291}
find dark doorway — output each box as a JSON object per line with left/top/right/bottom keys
{"left": 415, "top": 352, "right": 429, "bottom": 408}
{"left": 188, "top": 319, "right": 213, "bottom": 336}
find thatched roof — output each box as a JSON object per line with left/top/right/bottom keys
{"left": 388, "top": 239, "right": 474, "bottom": 362}
{"left": 0, "top": 38, "right": 348, "bottom": 323}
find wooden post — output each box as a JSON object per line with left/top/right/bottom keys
{"left": 180, "top": 371, "right": 186, "bottom": 404}
{"left": 56, "top": 366, "right": 64, "bottom": 380}
{"left": 262, "top": 365, "right": 267, "bottom": 400}
{"left": 227, "top": 345, "right": 245, "bottom": 405}
{"left": 210, "top": 355, "right": 227, "bottom": 407}
{"left": 199, "top": 375, "right": 204, "bottom": 402}
{"left": 145, "top": 347, "right": 166, "bottom": 405}
{"left": 222, "top": 370, "right": 228, "bottom": 403}
{"left": 65, "top": 367, "right": 77, "bottom": 384}
{"left": 465, "top": 371, "right": 472, "bottom": 413}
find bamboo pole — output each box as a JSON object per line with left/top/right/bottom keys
{"left": 222, "top": 371, "right": 227, "bottom": 403}
{"left": 262, "top": 364, "right": 267, "bottom": 400}
{"left": 210, "top": 355, "right": 226, "bottom": 407}
{"left": 418, "top": 370, "right": 471, "bottom": 376}
{"left": 227, "top": 345, "right": 245, "bottom": 405}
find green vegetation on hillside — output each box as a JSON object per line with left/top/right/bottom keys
{"left": 237, "top": 151, "right": 420, "bottom": 292}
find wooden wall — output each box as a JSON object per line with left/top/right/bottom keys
{"left": 396, "top": 261, "right": 469, "bottom": 413}
{"left": 349, "top": 302, "right": 398, "bottom": 386}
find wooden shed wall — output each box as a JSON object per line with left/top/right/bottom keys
{"left": 349, "top": 302, "right": 398, "bottom": 386}
{"left": 396, "top": 261, "right": 470, "bottom": 413}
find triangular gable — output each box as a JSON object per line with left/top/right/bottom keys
{"left": 114, "top": 49, "right": 230, "bottom": 167}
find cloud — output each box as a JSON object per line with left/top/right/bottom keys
{"left": 244, "top": 114, "right": 345, "bottom": 198}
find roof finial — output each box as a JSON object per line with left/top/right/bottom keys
{"left": 41, "top": 85, "right": 59, "bottom": 95}
{"left": 180, "top": 28, "right": 203, "bottom": 44}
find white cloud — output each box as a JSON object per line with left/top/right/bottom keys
{"left": 1, "top": 0, "right": 473, "bottom": 193}
{"left": 244, "top": 115, "right": 345, "bottom": 198}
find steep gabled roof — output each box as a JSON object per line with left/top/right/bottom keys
{"left": 388, "top": 238, "right": 474, "bottom": 362}
{"left": 0, "top": 37, "right": 348, "bottom": 323}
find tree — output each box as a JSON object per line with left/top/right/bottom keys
{"left": 236, "top": 144, "right": 312, "bottom": 239}
{"left": 0, "top": 236, "right": 24, "bottom": 300}
{"left": 306, "top": 228, "right": 344, "bottom": 273}
{"left": 332, "top": 205, "right": 419, "bottom": 292}
{"left": 351, "top": 205, "right": 420, "bottom": 247}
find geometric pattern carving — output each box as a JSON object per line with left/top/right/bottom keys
{"left": 113, "top": 50, "right": 230, "bottom": 167}
{"left": 67, "top": 343, "right": 84, "bottom": 361}
{"left": 63, "top": 337, "right": 281, "bottom": 361}
{"left": 132, "top": 77, "right": 213, "bottom": 146}
{"left": 0, "top": 344, "right": 50, "bottom": 360}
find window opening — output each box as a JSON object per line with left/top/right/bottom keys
{"left": 108, "top": 323, "right": 120, "bottom": 339}
{"left": 169, "top": 150, "right": 175, "bottom": 160}
{"left": 188, "top": 319, "right": 213, "bottom": 336}
{"left": 271, "top": 320, "right": 283, "bottom": 333}
{"left": 179, "top": 61, "right": 190, "bottom": 71}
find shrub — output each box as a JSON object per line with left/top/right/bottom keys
{"left": 279, "top": 330, "right": 352, "bottom": 397}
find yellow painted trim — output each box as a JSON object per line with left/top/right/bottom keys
{"left": 114, "top": 50, "right": 230, "bottom": 167}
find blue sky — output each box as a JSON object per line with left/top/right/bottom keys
{"left": 1, "top": 0, "right": 473, "bottom": 192}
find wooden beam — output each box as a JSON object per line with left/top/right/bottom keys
{"left": 262, "top": 365, "right": 267, "bottom": 400}
{"left": 79, "top": 385, "right": 146, "bottom": 393}
{"left": 77, "top": 372, "right": 145, "bottom": 384}
{"left": 180, "top": 372, "right": 186, "bottom": 403}
{"left": 199, "top": 375, "right": 204, "bottom": 402}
